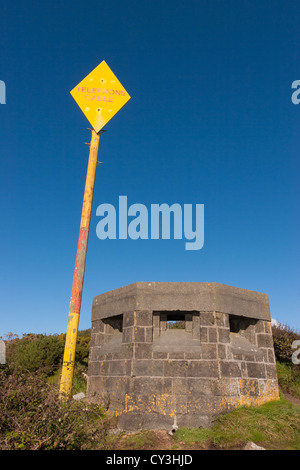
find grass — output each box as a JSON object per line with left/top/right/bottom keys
{"left": 108, "top": 430, "right": 162, "bottom": 450}
{"left": 209, "top": 395, "right": 300, "bottom": 450}
{"left": 173, "top": 393, "right": 300, "bottom": 450}
{"left": 173, "top": 427, "right": 212, "bottom": 448}
{"left": 276, "top": 361, "right": 300, "bottom": 399}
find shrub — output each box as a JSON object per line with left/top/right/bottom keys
{"left": 5, "top": 330, "right": 91, "bottom": 377}
{"left": 74, "top": 334, "right": 90, "bottom": 365}
{"left": 7, "top": 334, "right": 64, "bottom": 376}
{"left": 272, "top": 323, "right": 300, "bottom": 364}
{"left": 0, "top": 366, "right": 108, "bottom": 450}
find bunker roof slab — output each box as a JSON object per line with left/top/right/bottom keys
{"left": 91, "top": 282, "right": 271, "bottom": 322}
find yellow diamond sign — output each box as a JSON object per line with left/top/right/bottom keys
{"left": 70, "top": 61, "right": 131, "bottom": 133}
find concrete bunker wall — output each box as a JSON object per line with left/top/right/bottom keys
{"left": 87, "top": 282, "right": 279, "bottom": 431}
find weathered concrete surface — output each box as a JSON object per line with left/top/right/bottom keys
{"left": 92, "top": 282, "right": 271, "bottom": 321}
{"left": 87, "top": 282, "right": 278, "bottom": 431}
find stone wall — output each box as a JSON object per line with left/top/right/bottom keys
{"left": 87, "top": 283, "right": 279, "bottom": 431}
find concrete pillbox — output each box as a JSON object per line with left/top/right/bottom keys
{"left": 87, "top": 282, "right": 278, "bottom": 431}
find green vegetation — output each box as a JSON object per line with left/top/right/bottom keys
{"left": 6, "top": 334, "right": 64, "bottom": 377}
{"left": 0, "top": 330, "right": 96, "bottom": 449}
{"left": 272, "top": 323, "right": 300, "bottom": 399}
{"left": 167, "top": 321, "right": 185, "bottom": 329}
{"left": 0, "top": 365, "right": 108, "bottom": 450}
{"left": 211, "top": 395, "right": 300, "bottom": 450}
{"left": 173, "top": 427, "right": 212, "bottom": 447}
{"left": 272, "top": 322, "right": 300, "bottom": 363}
{"left": 276, "top": 361, "right": 300, "bottom": 399}
{"left": 1, "top": 322, "right": 300, "bottom": 450}
{"left": 108, "top": 430, "right": 162, "bottom": 450}
{"left": 4, "top": 330, "right": 90, "bottom": 392}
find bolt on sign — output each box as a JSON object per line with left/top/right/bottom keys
{"left": 70, "top": 61, "right": 131, "bottom": 132}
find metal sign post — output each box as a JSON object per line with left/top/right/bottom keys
{"left": 59, "top": 61, "right": 130, "bottom": 398}
{"left": 59, "top": 129, "right": 100, "bottom": 398}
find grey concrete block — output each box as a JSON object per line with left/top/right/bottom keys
{"left": 257, "top": 333, "right": 274, "bottom": 349}
{"left": 246, "top": 362, "right": 266, "bottom": 378}
{"left": 201, "top": 343, "right": 217, "bottom": 360}
{"left": 220, "top": 361, "right": 242, "bottom": 378}
{"left": 164, "top": 360, "right": 188, "bottom": 377}
{"left": 218, "top": 327, "right": 230, "bottom": 344}
{"left": 134, "top": 343, "right": 153, "bottom": 359}
{"left": 208, "top": 327, "right": 218, "bottom": 343}
{"left": 214, "top": 378, "right": 239, "bottom": 396}
{"left": 186, "top": 360, "right": 219, "bottom": 377}
{"left": 135, "top": 311, "right": 153, "bottom": 326}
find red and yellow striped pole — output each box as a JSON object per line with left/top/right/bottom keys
{"left": 59, "top": 129, "right": 100, "bottom": 399}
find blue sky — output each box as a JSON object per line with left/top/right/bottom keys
{"left": 0, "top": 0, "right": 299, "bottom": 337}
